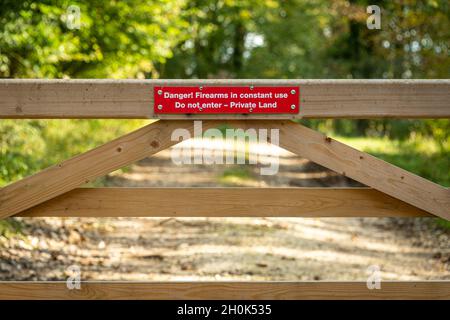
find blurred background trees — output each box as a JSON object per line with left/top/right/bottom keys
{"left": 2, "top": 0, "right": 448, "bottom": 80}
{"left": 0, "top": 0, "right": 449, "bottom": 189}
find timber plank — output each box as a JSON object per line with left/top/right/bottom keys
{"left": 0, "top": 281, "right": 448, "bottom": 300}
{"left": 17, "top": 187, "right": 431, "bottom": 218}
{"left": 0, "top": 79, "right": 449, "bottom": 119}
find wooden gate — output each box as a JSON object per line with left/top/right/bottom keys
{"left": 0, "top": 79, "right": 449, "bottom": 299}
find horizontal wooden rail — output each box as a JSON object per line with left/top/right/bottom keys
{"left": 1, "top": 79, "right": 449, "bottom": 119}
{"left": 17, "top": 187, "right": 430, "bottom": 218}
{"left": 0, "top": 281, "right": 448, "bottom": 300}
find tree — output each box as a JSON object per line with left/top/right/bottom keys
{"left": 0, "top": 0, "right": 189, "bottom": 78}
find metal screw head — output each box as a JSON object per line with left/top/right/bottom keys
{"left": 290, "top": 104, "right": 296, "bottom": 110}
{"left": 291, "top": 89, "right": 296, "bottom": 94}
{"left": 250, "top": 85, "right": 254, "bottom": 90}
{"left": 249, "top": 108, "right": 253, "bottom": 113}
{"left": 158, "top": 89, "right": 163, "bottom": 95}
{"left": 199, "top": 86, "right": 203, "bottom": 91}
{"left": 157, "top": 105, "right": 163, "bottom": 110}
{"left": 198, "top": 107, "right": 203, "bottom": 111}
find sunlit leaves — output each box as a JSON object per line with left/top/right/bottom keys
{"left": 0, "top": 0, "right": 189, "bottom": 78}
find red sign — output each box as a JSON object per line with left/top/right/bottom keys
{"left": 154, "top": 86, "right": 299, "bottom": 114}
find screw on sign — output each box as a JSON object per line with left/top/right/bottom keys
{"left": 154, "top": 86, "right": 300, "bottom": 114}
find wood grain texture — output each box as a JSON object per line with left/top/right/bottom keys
{"left": 0, "top": 120, "right": 221, "bottom": 219}
{"left": 264, "top": 121, "right": 450, "bottom": 220}
{"left": 1, "top": 79, "right": 449, "bottom": 119}
{"left": 0, "top": 281, "right": 448, "bottom": 300}
{"left": 17, "top": 187, "right": 431, "bottom": 218}
{"left": 2, "top": 120, "right": 446, "bottom": 220}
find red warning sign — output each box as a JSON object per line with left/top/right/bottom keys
{"left": 154, "top": 86, "right": 299, "bottom": 114}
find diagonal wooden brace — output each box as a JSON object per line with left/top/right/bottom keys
{"left": 0, "top": 120, "right": 218, "bottom": 219}
{"left": 1, "top": 120, "right": 448, "bottom": 220}
{"left": 270, "top": 121, "right": 449, "bottom": 220}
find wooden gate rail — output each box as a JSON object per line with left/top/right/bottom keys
{"left": 0, "top": 79, "right": 449, "bottom": 119}
{"left": 0, "top": 281, "right": 449, "bottom": 300}
{"left": 17, "top": 187, "right": 430, "bottom": 218}
{"left": 0, "top": 79, "right": 449, "bottom": 300}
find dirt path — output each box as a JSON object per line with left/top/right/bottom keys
{"left": 1, "top": 140, "right": 449, "bottom": 281}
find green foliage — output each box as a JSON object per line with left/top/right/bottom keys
{"left": 302, "top": 118, "right": 450, "bottom": 144}
{"left": 436, "top": 219, "right": 450, "bottom": 229}
{"left": 0, "top": 219, "right": 22, "bottom": 238}
{"left": 1, "top": 0, "right": 448, "bottom": 80}
{"left": 0, "top": 120, "right": 46, "bottom": 185}
{"left": 0, "top": 0, "right": 189, "bottom": 78}
{"left": 0, "top": 119, "right": 147, "bottom": 187}
{"left": 219, "top": 167, "right": 254, "bottom": 186}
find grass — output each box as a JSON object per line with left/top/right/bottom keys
{"left": 0, "top": 220, "right": 23, "bottom": 238}
{"left": 436, "top": 219, "right": 450, "bottom": 229}
{"left": 219, "top": 167, "right": 256, "bottom": 186}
